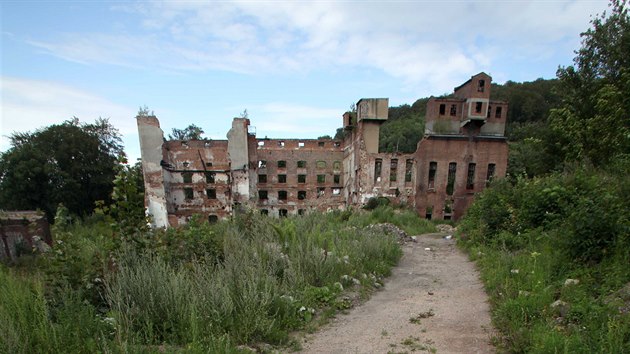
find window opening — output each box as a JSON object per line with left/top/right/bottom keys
{"left": 258, "top": 190, "right": 268, "bottom": 200}
{"left": 495, "top": 106, "right": 502, "bottom": 118}
{"left": 487, "top": 105, "right": 492, "bottom": 118}
{"left": 278, "top": 141, "right": 285, "bottom": 147}
{"left": 317, "top": 174, "right": 325, "bottom": 183}
{"left": 208, "top": 215, "right": 218, "bottom": 223}
{"left": 206, "top": 188, "right": 216, "bottom": 199}
{"left": 478, "top": 79, "right": 485, "bottom": 92}
{"left": 205, "top": 172, "right": 215, "bottom": 183}
{"left": 206, "top": 162, "right": 213, "bottom": 167}
{"left": 183, "top": 172, "right": 193, "bottom": 183}
{"left": 278, "top": 190, "right": 287, "bottom": 200}
{"left": 277, "top": 160, "right": 286, "bottom": 168}
{"left": 279, "top": 209, "right": 288, "bottom": 217}
{"left": 466, "top": 163, "right": 476, "bottom": 190}
{"left": 486, "top": 163, "right": 496, "bottom": 186}
{"left": 425, "top": 206, "right": 433, "bottom": 220}
{"left": 439, "top": 103, "right": 446, "bottom": 115}
{"left": 374, "top": 158, "right": 382, "bottom": 182}
{"left": 261, "top": 209, "right": 269, "bottom": 215}
{"left": 278, "top": 174, "right": 287, "bottom": 183}
{"left": 318, "top": 141, "right": 325, "bottom": 147}
{"left": 405, "top": 159, "right": 413, "bottom": 182}
{"left": 316, "top": 161, "right": 326, "bottom": 169}
{"left": 450, "top": 104, "right": 457, "bottom": 116}
{"left": 428, "top": 162, "right": 437, "bottom": 189}
{"left": 183, "top": 161, "right": 190, "bottom": 167}
{"left": 297, "top": 160, "right": 306, "bottom": 168}
{"left": 258, "top": 174, "right": 267, "bottom": 183}
{"left": 317, "top": 187, "right": 325, "bottom": 197}
{"left": 298, "top": 190, "right": 306, "bottom": 200}
{"left": 475, "top": 102, "right": 483, "bottom": 114}
{"left": 333, "top": 161, "right": 341, "bottom": 170}
{"left": 332, "top": 187, "right": 341, "bottom": 196}
{"left": 258, "top": 141, "right": 265, "bottom": 146}
{"left": 298, "top": 209, "right": 305, "bottom": 216}
{"left": 334, "top": 174, "right": 340, "bottom": 184}
{"left": 258, "top": 160, "right": 267, "bottom": 168}
{"left": 184, "top": 188, "right": 194, "bottom": 200}
{"left": 298, "top": 142, "right": 305, "bottom": 147}
{"left": 390, "top": 159, "right": 398, "bottom": 182}
{"left": 298, "top": 174, "right": 306, "bottom": 183}
{"left": 446, "top": 162, "right": 457, "bottom": 195}
{"left": 334, "top": 142, "right": 341, "bottom": 147}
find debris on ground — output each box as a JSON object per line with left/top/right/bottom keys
{"left": 436, "top": 224, "right": 456, "bottom": 233}
{"left": 366, "top": 223, "right": 416, "bottom": 244}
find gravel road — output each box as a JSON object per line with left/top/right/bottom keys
{"left": 300, "top": 233, "right": 495, "bottom": 354}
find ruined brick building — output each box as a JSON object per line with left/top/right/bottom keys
{"left": 138, "top": 73, "right": 508, "bottom": 227}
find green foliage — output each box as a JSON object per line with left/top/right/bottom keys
{"left": 4, "top": 206, "right": 425, "bottom": 352}
{"left": 491, "top": 79, "right": 561, "bottom": 125}
{"left": 550, "top": 0, "right": 630, "bottom": 166}
{"left": 0, "top": 119, "right": 122, "bottom": 220}
{"left": 168, "top": 124, "right": 205, "bottom": 140}
{"left": 379, "top": 99, "right": 427, "bottom": 153}
{"left": 460, "top": 162, "right": 630, "bottom": 352}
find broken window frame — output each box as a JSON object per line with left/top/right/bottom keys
{"left": 332, "top": 187, "right": 341, "bottom": 196}
{"left": 405, "top": 159, "right": 413, "bottom": 182}
{"left": 317, "top": 187, "right": 325, "bottom": 197}
{"left": 297, "top": 160, "right": 307, "bottom": 168}
{"left": 298, "top": 190, "right": 306, "bottom": 200}
{"left": 206, "top": 188, "right": 217, "bottom": 199}
{"left": 258, "top": 160, "right": 267, "bottom": 168}
{"left": 279, "top": 209, "right": 288, "bottom": 217}
{"left": 333, "top": 174, "right": 341, "bottom": 184}
{"left": 278, "top": 174, "right": 287, "bottom": 183}
{"left": 495, "top": 106, "right": 502, "bottom": 118}
{"left": 317, "top": 174, "right": 326, "bottom": 183}
{"left": 475, "top": 102, "right": 483, "bottom": 114}
{"left": 182, "top": 172, "right": 193, "bottom": 183}
{"left": 205, "top": 172, "right": 215, "bottom": 184}
{"left": 258, "top": 174, "right": 267, "bottom": 183}
{"left": 439, "top": 103, "right": 446, "bottom": 116}
{"left": 478, "top": 79, "right": 485, "bottom": 92}
{"left": 298, "top": 209, "right": 306, "bottom": 216}
{"left": 486, "top": 163, "right": 496, "bottom": 187}
{"left": 278, "top": 190, "right": 288, "bottom": 200}
{"left": 466, "top": 163, "right": 476, "bottom": 190}
{"left": 446, "top": 162, "right": 457, "bottom": 195}
{"left": 390, "top": 159, "right": 398, "bottom": 182}
{"left": 184, "top": 187, "right": 194, "bottom": 200}
{"left": 298, "top": 174, "right": 306, "bottom": 183}
{"left": 277, "top": 160, "right": 286, "bottom": 168}
{"left": 258, "top": 190, "right": 268, "bottom": 200}
{"left": 450, "top": 104, "right": 457, "bottom": 116}
{"left": 428, "top": 161, "right": 437, "bottom": 189}
{"left": 374, "top": 158, "right": 382, "bottom": 182}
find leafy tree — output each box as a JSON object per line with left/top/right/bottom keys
{"left": 549, "top": 0, "right": 630, "bottom": 165}
{"left": 168, "top": 124, "right": 205, "bottom": 140}
{"left": 0, "top": 119, "right": 122, "bottom": 220}
{"left": 317, "top": 135, "right": 332, "bottom": 140}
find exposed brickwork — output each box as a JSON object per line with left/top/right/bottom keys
{"left": 137, "top": 72, "right": 508, "bottom": 226}
{"left": 0, "top": 211, "right": 51, "bottom": 262}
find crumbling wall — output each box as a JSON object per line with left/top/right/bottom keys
{"left": 0, "top": 211, "right": 51, "bottom": 262}
{"left": 137, "top": 116, "right": 169, "bottom": 227}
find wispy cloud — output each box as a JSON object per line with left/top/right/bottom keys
{"left": 0, "top": 77, "right": 137, "bottom": 153}
{"left": 25, "top": 1, "right": 607, "bottom": 91}
{"left": 250, "top": 102, "right": 341, "bottom": 138}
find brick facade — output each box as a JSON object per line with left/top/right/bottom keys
{"left": 138, "top": 73, "right": 508, "bottom": 227}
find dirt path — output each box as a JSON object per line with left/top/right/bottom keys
{"left": 300, "top": 233, "right": 495, "bottom": 354}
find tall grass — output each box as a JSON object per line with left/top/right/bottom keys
{"left": 460, "top": 165, "right": 630, "bottom": 352}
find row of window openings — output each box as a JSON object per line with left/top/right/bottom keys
{"left": 438, "top": 103, "right": 502, "bottom": 117}
{"left": 259, "top": 188, "right": 341, "bottom": 200}
{"left": 184, "top": 188, "right": 217, "bottom": 200}
{"left": 424, "top": 201, "right": 454, "bottom": 221}
{"left": 260, "top": 209, "right": 306, "bottom": 217}
{"left": 374, "top": 159, "right": 413, "bottom": 183}
{"left": 427, "top": 162, "right": 496, "bottom": 194}
{"left": 258, "top": 174, "right": 340, "bottom": 184}
{"left": 258, "top": 141, "right": 341, "bottom": 148}
{"left": 259, "top": 160, "right": 341, "bottom": 170}
{"left": 182, "top": 172, "right": 215, "bottom": 184}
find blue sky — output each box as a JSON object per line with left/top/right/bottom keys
{"left": 1, "top": 0, "right": 609, "bottom": 162}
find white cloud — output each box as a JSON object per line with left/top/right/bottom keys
{"left": 0, "top": 77, "right": 139, "bottom": 158}
{"left": 26, "top": 1, "right": 608, "bottom": 91}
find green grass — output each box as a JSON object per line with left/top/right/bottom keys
{"left": 459, "top": 164, "right": 630, "bottom": 352}
{"left": 2, "top": 206, "right": 429, "bottom": 353}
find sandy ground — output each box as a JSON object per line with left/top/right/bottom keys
{"left": 300, "top": 233, "right": 495, "bottom": 354}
